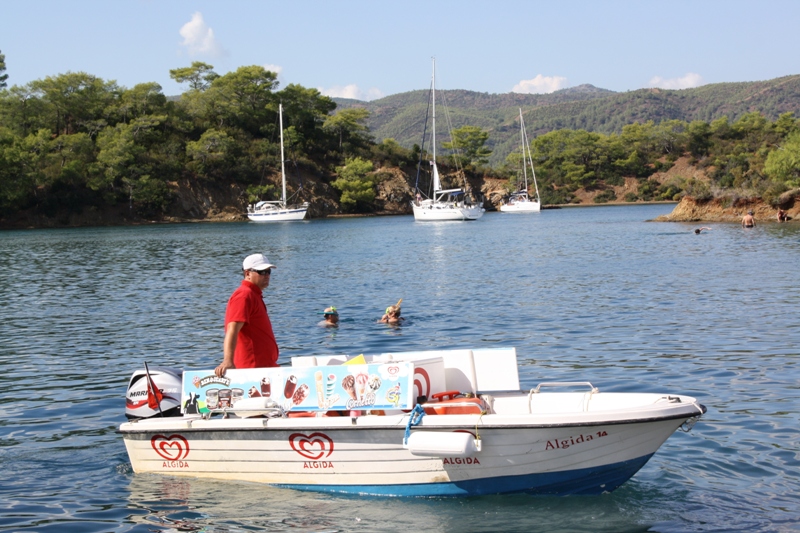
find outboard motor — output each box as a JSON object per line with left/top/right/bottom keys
{"left": 125, "top": 366, "right": 183, "bottom": 419}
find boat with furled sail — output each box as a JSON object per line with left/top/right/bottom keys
{"left": 500, "top": 108, "right": 541, "bottom": 213}
{"left": 411, "top": 59, "right": 484, "bottom": 221}
{"left": 246, "top": 103, "right": 309, "bottom": 222}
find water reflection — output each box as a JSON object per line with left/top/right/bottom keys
{"left": 125, "top": 474, "right": 663, "bottom": 533}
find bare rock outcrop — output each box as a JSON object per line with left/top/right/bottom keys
{"left": 654, "top": 192, "right": 799, "bottom": 222}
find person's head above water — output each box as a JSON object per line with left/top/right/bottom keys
{"left": 319, "top": 306, "right": 339, "bottom": 326}
{"left": 385, "top": 298, "right": 402, "bottom": 317}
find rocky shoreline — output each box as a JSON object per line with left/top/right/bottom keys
{"left": 3, "top": 161, "right": 798, "bottom": 229}
{"left": 653, "top": 191, "right": 799, "bottom": 223}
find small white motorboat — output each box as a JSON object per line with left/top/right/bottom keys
{"left": 120, "top": 347, "right": 705, "bottom": 497}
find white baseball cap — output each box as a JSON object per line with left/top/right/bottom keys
{"left": 242, "top": 253, "right": 276, "bottom": 271}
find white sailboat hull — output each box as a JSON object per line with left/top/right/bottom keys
{"left": 121, "top": 393, "right": 702, "bottom": 497}
{"left": 412, "top": 202, "right": 485, "bottom": 221}
{"left": 247, "top": 205, "right": 308, "bottom": 222}
{"left": 500, "top": 199, "right": 541, "bottom": 213}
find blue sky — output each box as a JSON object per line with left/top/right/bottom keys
{"left": 2, "top": 0, "right": 799, "bottom": 100}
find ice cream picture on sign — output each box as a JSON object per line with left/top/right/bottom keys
{"left": 179, "top": 360, "right": 418, "bottom": 415}
{"left": 342, "top": 370, "right": 379, "bottom": 409}
{"left": 341, "top": 375, "right": 356, "bottom": 400}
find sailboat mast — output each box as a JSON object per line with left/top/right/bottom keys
{"left": 520, "top": 110, "right": 540, "bottom": 202}
{"left": 432, "top": 58, "right": 436, "bottom": 167}
{"left": 279, "top": 103, "right": 287, "bottom": 205}
{"left": 519, "top": 108, "right": 528, "bottom": 192}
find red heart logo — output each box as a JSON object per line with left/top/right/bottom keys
{"left": 151, "top": 434, "right": 190, "bottom": 461}
{"left": 289, "top": 432, "right": 334, "bottom": 460}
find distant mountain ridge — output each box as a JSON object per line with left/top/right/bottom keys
{"left": 333, "top": 75, "right": 800, "bottom": 166}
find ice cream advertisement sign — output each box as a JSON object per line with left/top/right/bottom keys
{"left": 181, "top": 362, "right": 417, "bottom": 413}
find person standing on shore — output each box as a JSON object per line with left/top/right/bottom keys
{"left": 742, "top": 211, "right": 756, "bottom": 228}
{"left": 215, "top": 253, "right": 279, "bottom": 377}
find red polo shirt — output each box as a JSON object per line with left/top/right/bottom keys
{"left": 224, "top": 280, "right": 279, "bottom": 368}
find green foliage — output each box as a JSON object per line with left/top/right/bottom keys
{"left": 278, "top": 84, "right": 336, "bottom": 155}
{"left": 29, "top": 72, "right": 120, "bottom": 135}
{"left": 169, "top": 62, "right": 219, "bottom": 92}
{"left": 593, "top": 189, "right": 617, "bottom": 203}
{"left": 761, "top": 181, "right": 789, "bottom": 206}
{"left": 442, "top": 125, "right": 491, "bottom": 167}
{"left": 186, "top": 128, "right": 234, "bottom": 178}
{"left": 371, "top": 138, "right": 412, "bottom": 167}
{"left": 332, "top": 157, "right": 376, "bottom": 212}
{"left": 0, "top": 126, "right": 32, "bottom": 212}
{"left": 323, "top": 107, "right": 371, "bottom": 156}
{"left": 0, "top": 49, "right": 7, "bottom": 89}
{"left": 0, "top": 64, "right": 356, "bottom": 221}
{"left": 624, "top": 192, "right": 638, "bottom": 202}
{"left": 2, "top": 62, "right": 800, "bottom": 222}
{"left": 131, "top": 174, "right": 171, "bottom": 215}
{"left": 657, "top": 183, "right": 682, "bottom": 201}
{"left": 540, "top": 187, "right": 574, "bottom": 205}
{"left": 637, "top": 179, "right": 659, "bottom": 201}
{"left": 683, "top": 178, "right": 712, "bottom": 201}
{"left": 246, "top": 184, "right": 276, "bottom": 203}
{"left": 115, "top": 83, "right": 168, "bottom": 123}
{"left": 765, "top": 131, "right": 800, "bottom": 187}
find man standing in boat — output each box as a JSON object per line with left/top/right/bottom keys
{"left": 215, "top": 253, "right": 280, "bottom": 376}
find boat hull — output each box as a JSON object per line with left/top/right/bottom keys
{"left": 120, "top": 405, "right": 700, "bottom": 497}
{"left": 247, "top": 207, "right": 308, "bottom": 222}
{"left": 412, "top": 203, "right": 485, "bottom": 221}
{"left": 500, "top": 200, "right": 541, "bottom": 213}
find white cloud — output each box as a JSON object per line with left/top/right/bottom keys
{"left": 648, "top": 73, "right": 704, "bottom": 90}
{"left": 179, "top": 12, "right": 225, "bottom": 57}
{"left": 512, "top": 75, "right": 568, "bottom": 94}
{"left": 319, "top": 84, "right": 384, "bottom": 101}
{"left": 262, "top": 64, "right": 283, "bottom": 76}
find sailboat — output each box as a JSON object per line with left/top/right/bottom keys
{"left": 411, "top": 59, "right": 484, "bottom": 221}
{"left": 247, "top": 104, "right": 309, "bottom": 222}
{"left": 500, "top": 108, "right": 541, "bottom": 213}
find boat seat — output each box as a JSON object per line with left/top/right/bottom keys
{"left": 421, "top": 391, "right": 490, "bottom": 415}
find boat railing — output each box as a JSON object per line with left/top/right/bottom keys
{"left": 530, "top": 382, "right": 598, "bottom": 394}
{"left": 528, "top": 382, "right": 599, "bottom": 414}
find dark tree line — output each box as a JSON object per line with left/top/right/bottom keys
{"left": 0, "top": 62, "right": 376, "bottom": 218}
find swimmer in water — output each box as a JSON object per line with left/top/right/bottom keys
{"left": 379, "top": 299, "right": 405, "bottom": 325}
{"left": 318, "top": 307, "right": 339, "bottom": 327}
{"left": 694, "top": 227, "right": 712, "bottom": 234}
{"left": 742, "top": 211, "right": 756, "bottom": 228}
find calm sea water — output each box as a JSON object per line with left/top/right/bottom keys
{"left": 1, "top": 205, "right": 799, "bottom": 532}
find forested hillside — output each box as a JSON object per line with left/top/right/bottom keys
{"left": 336, "top": 75, "right": 800, "bottom": 167}
{"left": 0, "top": 61, "right": 386, "bottom": 225}
{"left": 1, "top": 54, "right": 799, "bottom": 228}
